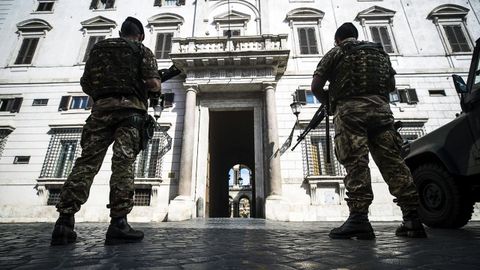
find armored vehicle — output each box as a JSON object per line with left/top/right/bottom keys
{"left": 403, "top": 38, "right": 480, "bottom": 228}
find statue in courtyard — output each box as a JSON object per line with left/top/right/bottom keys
{"left": 51, "top": 16, "right": 162, "bottom": 245}
{"left": 310, "top": 22, "right": 427, "bottom": 239}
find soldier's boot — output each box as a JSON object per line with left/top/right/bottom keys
{"left": 396, "top": 211, "right": 427, "bottom": 238}
{"left": 51, "top": 213, "right": 77, "bottom": 246}
{"left": 105, "top": 216, "right": 144, "bottom": 245}
{"left": 329, "top": 212, "right": 375, "bottom": 240}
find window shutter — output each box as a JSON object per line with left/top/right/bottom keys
{"left": 59, "top": 96, "right": 70, "bottom": 111}
{"left": 15, "top": 38, "right": 39, "bottom": 65}
{"left": 154, "top": 0, "right": 162, "bottom": 6}
{"left": 155, "top": 33, "right": 165, "bottom": 58}
{"left": 379, "top": 27, "right": 394, "bottom": 53}
{"left": 370, "top": 26, "right": 394, "bottom": 53}
{"left": 155, "top": 33, "right": 173, "bottom": 59}
{"left": 90, "top": 0, "right": 99, "bottom": 9}
{"left": 163, "top": 93, "right": 174, "bottom": 108}
{"left": 83, "top": 36, "right": 105, "bottom": 62}
{"left": 164, "top": 33, "right": 173, "bottom": 57}
{"left": 443, "top": 25, "right": 470, "bottom": 53}
{"left": 398, "top": 89, "right": 408, "bottom": 103}
{"left": 406, "top": 88, "right": 419, "bottom": 104}
{"left": 298, "top": 28, "right": 308, "bottom": 54}
{"left": 85, "top": 97, "right": 93, "bottom": 110}
{"left": 296, "top": 89, "right": 307, "bottom": 105}
{"left": 10, "top": 98, "right": 23, "bottom": 113}
{"left": 389, "top": 90, "right": 400, "bottom": 103}
{"left": 307, "top": 28, "right": 318, "bottom": 54}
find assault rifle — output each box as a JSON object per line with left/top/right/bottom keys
{"left": 291, "top": 102, "right": 331, "bottom": 163}
{"left": 150, "top": 64, "right": 182, "bottom": 120}
{"left": 159, "top": 64, "right": 182, "bottom": 83}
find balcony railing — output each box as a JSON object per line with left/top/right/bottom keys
{"left": 171, "top": 34, "right": 289, "bottom": 54}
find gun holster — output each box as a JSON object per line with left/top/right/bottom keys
{"left": 120, "top": 113, "right": 155, "bottom": 151}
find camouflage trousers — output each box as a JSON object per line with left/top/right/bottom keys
{"left": 56, "top": 109, "right": 144, "bottom": 218}
{"left": 333, "top": 99, "right": 419, "bottom": 215}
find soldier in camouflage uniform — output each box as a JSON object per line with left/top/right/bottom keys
{"left": 51, "top": 17, "right": 162, "bottom": 246}
{"left": 311, "top": 23, "right": 426, "bottom": 239}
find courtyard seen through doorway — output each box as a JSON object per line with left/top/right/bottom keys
{"left": 228, "top": 164, "right": 252, "bottom": 218}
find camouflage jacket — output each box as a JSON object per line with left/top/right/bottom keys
{"left": 81, "top": 38, "right": 160, "bottom": 112}
{"left": 313, "top": 38, "right": 396, "bottom": 113}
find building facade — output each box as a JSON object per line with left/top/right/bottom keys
{"left": 0, "top": 0, "right": 479, "bottom": 222}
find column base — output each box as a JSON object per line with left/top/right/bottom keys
{"left": 167, "top": 195, "right": 194, "bottom": 221}
{"left": 265, "top": 195, "right": 290, "bottom": 221}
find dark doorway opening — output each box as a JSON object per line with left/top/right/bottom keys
{"left": 208, "top": 110, "right": 255, "bottom": 217}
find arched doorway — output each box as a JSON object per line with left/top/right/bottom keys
{"left": 228, "top": 164, "right": 252, "bottom": 218}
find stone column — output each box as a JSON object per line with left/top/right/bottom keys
{"left": 168, "top": 84, "right": 198, "bottom": 221}
{"left": 264, "top": 83, "right": 282, "bottom": 196}
{"left": 264, "top": 82, "right": 289, "bottom": 221}
{"left": 178, "top": 85, "right": 198, "bottom": 196}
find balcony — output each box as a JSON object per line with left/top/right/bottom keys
{"left": 169, "top": 35, "right": 290, "bottom": 91}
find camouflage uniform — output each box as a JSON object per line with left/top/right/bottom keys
{"left": 314, "top": 38, "right": 419, "bottom": 215}
{"left": 56, "top": 38, "right": 160, "bottom": 218}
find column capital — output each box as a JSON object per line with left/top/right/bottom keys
{"left": 262, "top": 82, "right": 277, "bottom": 91}
{"left": 183, "top": 83, "right": 199, "bottom": 93}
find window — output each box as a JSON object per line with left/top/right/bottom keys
{"left": 356, "top": 6, "right": 398, "bottom": 54}
{"left": 212, "top": 10, "right": 252, "bottom": 37}
{"left": 0, "top": 128, "right": 14, "bottom": 159}
{"left": 55, "top": 140, "right": 77, "bottom": 178}
{"left": 397, "top": 121, "right": 426, "bottom": 142}
{"left": 58, "top": 96, "right": 92, "bottom": 111}
{"left": 15, "top": 38, "right": 39, "bottom": 65}
{"left": 14, "top": 156, "right": 30, "bottom": 164}
{"left": 36, "top": 1, "right": 54, "bottom": 12}
{"left": 429, "top": 90, "right": 446, "bottom": 97}
{"left": 79, "top": 16, "right": 116, "bottom": 63}
{"left": 154, "top": 0, "right": 184, "bottom": 6}
{"left": 12, "top": 19, "right": 52, "bottom": 66}
{"left": 155, "top": 33, "right": 173, "bottom": 59}
{"left": 0, "top": 98, "right": 23, "bottom": 113}
{"left": 70, "top": 96, "right": 89, "bottom": 110}
{"left": 370, "top": 26, "right": 394, "bottom": 53}
{"left": 83, "top": 35, "right": 105, "bottom": 62}
{"left": 443, "top": 25, "right": 470, "bottom": 53}
{"left": 135, "top": 131, "right": 171, "bottom": 179}
{"left": 162, "top": 93, "right": 175, "bottom": 108}
{"left": 33, "top": 99, "right": 49, "bottom": 106}
{"left": 428, "top": 5, "right": 473, "bottom": 54}
{"left": 295, "top": 89, "right": 320, "bottom": 105}
{"left": 302, "top": 124, "right": 346, "bottom": 177}
{"left": 391, "top": 88, "right": 418, "bottom": 104}
{"left": 90, "top": 0, "right": 115, "bottom": 10}
{"left": 223, "top": 29, "right": 241, "bottom": 37}
{"left": 298, "top": 27, "right": 319, "bottom": 55}
{"left": 134, "top": 189, "right": 151, "bottom": 206}
{"left": 147, "top": 13, "right": 184, "bottom": 59}
{"left": 40, "top": 128, "right": 82, "bottom": 179}
{"left": 286, "top": 8, "right": 325, "bottom": 56}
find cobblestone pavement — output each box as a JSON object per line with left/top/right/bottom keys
{"left": 0, "top": 219, "right": 479, "bottom": 270}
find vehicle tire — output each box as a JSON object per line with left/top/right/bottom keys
{"left": 412, "top": 163, "right": 474, "bottom": 228}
